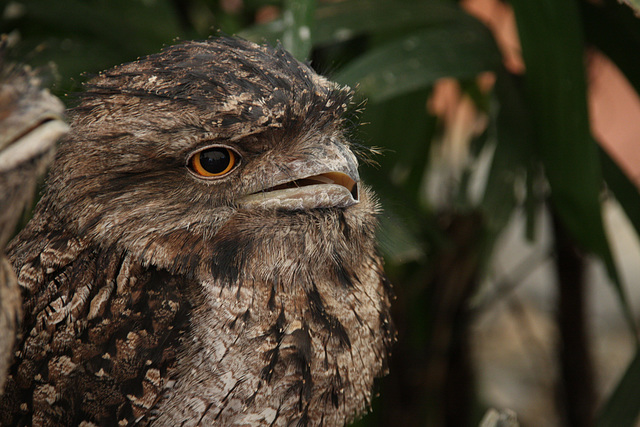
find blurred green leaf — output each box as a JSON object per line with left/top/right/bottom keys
{"left": 281, "top": 0, "right": 316, "bottom": 60}
{"left": 482, "top": 70, "right": 531, "bottom": 235}
{"left": 313, "top": 0, "right": 480, "bottom": 47}
{"left": 510, "top": 0, "right": 636, "bottom": 334}
{"left": 511, "top": 0, "right": 593, "bottom": 245}
{"left": 596, "top": 346, "right": 640, "bottom": 427}
{"left": 241, "top": 0, "right": 473, "bottom": 46}
{"left": 334, "top": 24, "right": 501, "bottom": 102}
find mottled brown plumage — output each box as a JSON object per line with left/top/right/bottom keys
{"left": 0, "top": 48, "right": 68, "bottom": 394}
{"left": 1, "top": 37, "right": 394, "bottom": 426}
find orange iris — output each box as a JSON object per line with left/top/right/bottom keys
{"left": 190, "top": 147, "right": 237, "bottom": 177}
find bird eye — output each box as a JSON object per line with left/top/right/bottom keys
{"left": 190, "top": 146, "right": 238, "bottom": 178}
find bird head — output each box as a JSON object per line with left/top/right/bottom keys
{"left": 40, "top": 37, "right": 378, "bottom": 282}
{"left": 0, "top": 51, "right": 67, "bottom": 248}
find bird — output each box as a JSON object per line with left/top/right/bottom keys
{"left": 0, "top": 43, "right": 68, "bottom": 394}
{"left": 0, "top": 36, "right": 394, "bottom": 426}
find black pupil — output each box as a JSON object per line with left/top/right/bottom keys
{"left": 200, "top": 148, "right": 231, "bottom": 174}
